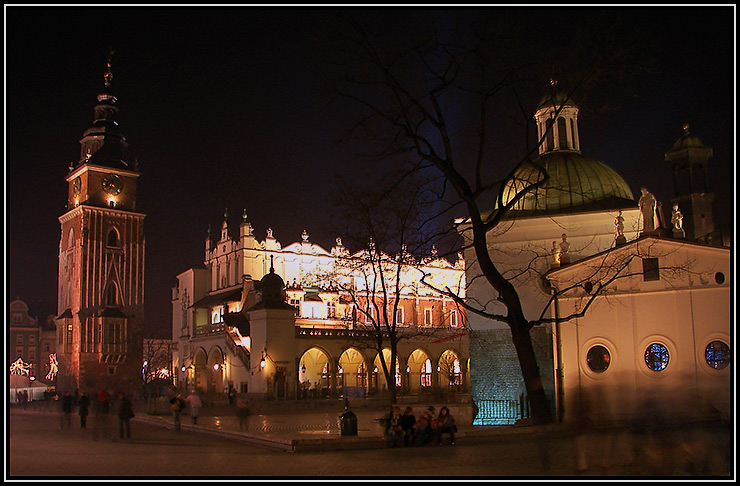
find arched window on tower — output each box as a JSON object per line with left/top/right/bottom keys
{"left": 107, "top": 228, "right": 120, "bottom": 247}
{"left": 105, "top": 283, "right": 119, "bottom": 307}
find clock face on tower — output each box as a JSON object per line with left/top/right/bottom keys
{"left": 73, "top": 177, "right": 81, "bottom": 196}
{"left": 102, "top": 174, "right": 124, "bottom": 196}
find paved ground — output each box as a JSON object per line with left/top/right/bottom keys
{"left": 7, "top": 400, "right": 733, "bottom": 479}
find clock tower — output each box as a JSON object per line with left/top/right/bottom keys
{"left": 57, "top": 54, "right": 145, "bottom": 394}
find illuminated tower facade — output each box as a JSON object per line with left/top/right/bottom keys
{"left": 56, "top": 55, "right": 145, "bottom": 394}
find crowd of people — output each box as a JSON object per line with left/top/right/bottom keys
{"left": 51, "top": 388, "right": 136, "bottom": 440}
{"left": 386, "top": 405, "right": 458, "bottom": 447}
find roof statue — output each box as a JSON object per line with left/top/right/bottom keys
{"left": 638, "top": 187, "right": 658, "bottom": 234}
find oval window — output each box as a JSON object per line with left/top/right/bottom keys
{"left": 644, "top": 343, "right": 670, "bottom": 371}
{"left": 705, "top": 341, "right": 730, "bottom": 370}
{"left": 586, "top": 345, "right": 611, "bottom": 373}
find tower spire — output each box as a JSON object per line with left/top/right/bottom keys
{"left": 104, "top": 48, "right": 114, "bottom": 87}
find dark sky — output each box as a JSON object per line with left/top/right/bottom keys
{"left": 6, "top": 7, "right": 735, "bottom": 338}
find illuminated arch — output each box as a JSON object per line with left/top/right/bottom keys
{"left": 438, "top": 350, "right": 462, "bottom": 387}
{"left": 407, "top": 349, "right": 431, "bottom": 393}
{"left": 299, "top": 347, "right": 332, "bottom": 395}
{"left": 373, "top": 348, "right": 402, "bottom": 390}
{"left": 338, "top": 347, "right": 366, "bottom": 388}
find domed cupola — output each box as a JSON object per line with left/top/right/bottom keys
{"left": 534, "top": 80, "right": 581, "bottom": 155}
{"left": 499, "top": 82, "right": 635, "bottom": 214}
{"left": 75, "top": 50, "right": 129, "bottom": 171}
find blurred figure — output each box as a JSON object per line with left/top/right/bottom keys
{"left": 416, "top": 407, "right": 437, "bottom": 446}
{"left": 77, "top": 392, "right": 90, "bottom": 429}
{"left": 435, "top": 406, "right": 457, "bottom": 445}
{"left": 169, "top": 392, "right": 185, "bottom": 432}
{"left": 60, "top": 392, "right": 73, "bottom": 429}
{"left": 400, "top": 407, "right": 417, "bottom": 447}
{"left": 185, "top": 390, "right": 202, "bottom": 425}
{"left": 236, "top": 397, "right": 250, "bottom": 430}
{"left": 117, "top": 392, "right": 134, "bottom": 439}
{"left": 387, "top": 406, "right": 403, "bottom": 447}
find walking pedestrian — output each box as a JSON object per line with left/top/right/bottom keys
{"left": 436, "top": 406, "right": 457, "bottom": 445}
{"left": 60, "top": 392, "right": 72, "bottom": 429}
{"left": 185, "top": 390, "right": 202, "bottom": 425}
{"left": 92, "top": 389, "right": 111, "bottom": 441}
{"left": 228, "top": 386, "right": 237, "bottom": 405}
{"left": 169, "top": 393, "right": 185, "bottom": 432}
{"left": 236, "top": 397, "right": 250, "bottom": 430}
{"left": 78, "top": 392, "right": 90, "bottom": 429}
{"left": 117, "top": 392, "right": 134, "bottom": 439}
{"left": 400, "top": 407, "right": 417, "bottom": 447}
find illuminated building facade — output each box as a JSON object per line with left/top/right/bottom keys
{"left": 55, "top": 58, "right": 145, "bottom": 395}
{"left": 461, "top": 89, "right": 731, "bottom": 424}
{"left": 171, "top": 221, "right": 468, "bottom": 401}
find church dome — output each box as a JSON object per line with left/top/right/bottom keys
{"left": 498, "top": 86, "right": 636, "bottom": 214}
{"left": 501, "top": 151, "right": 635, "bottom": 213}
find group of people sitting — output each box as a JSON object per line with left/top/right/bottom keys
{"left": 386, "top": 405, "right": 457, "bottom": 447}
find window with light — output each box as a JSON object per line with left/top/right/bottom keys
{"left": 705, "top": 341, "right": 730, "bottom": 370}
{"left": 644, "top": 343, "right": 669, "bottom": 371}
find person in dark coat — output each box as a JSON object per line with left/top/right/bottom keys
{"left": 117, "top": 392, "right": 134, "bottom": 439}
{"left": 400, "top": 407, "right": 417, "bottom": 447}
{"left": 78, "top": 392, "right": 91, "bottom": 428}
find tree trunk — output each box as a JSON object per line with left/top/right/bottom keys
{"left": 510, "top": 321, "right": 552, "bottom": 424}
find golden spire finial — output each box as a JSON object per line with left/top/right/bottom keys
{"left": 549, "top": 77, "right": 558, "bottom": 88}
{"left": 682, "top": 122, "right": 690, "bottom": 134}
{"left": 104, "top": 48, "right": 115, "bottom": 87}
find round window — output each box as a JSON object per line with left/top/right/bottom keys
{"left": 645, "top": 343, "right": 670, "bottom": 371}
{"left": 715, "top": 272, "right": 725, "bottom": 284}
{"left": 586, "top": 345, "right": 611, "bottom": 373}
{"left": 705, "top": 341, "right": 730, "bottom": 370}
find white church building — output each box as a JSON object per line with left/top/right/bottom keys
{"left": 462, "top": 88, "right": 731, "bottom": 425}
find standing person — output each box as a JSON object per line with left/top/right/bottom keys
{"left": 228, "top": 386, "right": 237, "bottom": 406}
{"left": 185, "top": 390, "right": 202, "bottom": 425}
{"left": 117, "top": 392, "right": 134, "bottom": 439}
{"left": 416, "top": 407, "right": 437, "bottom": 446}
{"left": 169, "top": 393, "right": 185, "bottom": 432}
{"left": 436, "top": 406, "right": 457, "bottom": 445}
{"left": 400, "top": 407, "right": 417, "bottom": 447}
{"left": 236, "top": 397, "right": 251, "bottom": 430}
{"left": 78, "top": 392, "right": 90, "bottom": 429}
{"left": 60, "top": 392, "right": 73, "bottom": 429}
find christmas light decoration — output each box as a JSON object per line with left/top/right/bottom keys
{"left": 10, "top": 358, "right": 31, "bottom": 375}
{"left": 45, "top": 354, "right": 58, "bottom": 381}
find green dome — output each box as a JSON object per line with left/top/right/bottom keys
{"left": 501, "top": 151, "right": 635, "bottom": 213}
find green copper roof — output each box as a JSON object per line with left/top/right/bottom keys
{"left": 501, "top": 151, "right": 635, "bottom": 213}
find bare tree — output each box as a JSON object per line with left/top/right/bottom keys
{"left": 315, "top": 174, "right": 466, "bottom": 405}
{"left": 329, "top": 11, "right": 653, "bottom": 422}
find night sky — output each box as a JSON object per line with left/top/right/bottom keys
{"left": 6, "top": 7, "right": 735, "bottom": 338}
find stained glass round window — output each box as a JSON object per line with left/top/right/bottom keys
{"left": 645, "top": 343, "right": 670, "bottom": 371}
{"left": 705, "top": 341, "right": 730, "bottom": 370}
{"left": 586, "top": 345, "right": 611, "bottom": 373}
